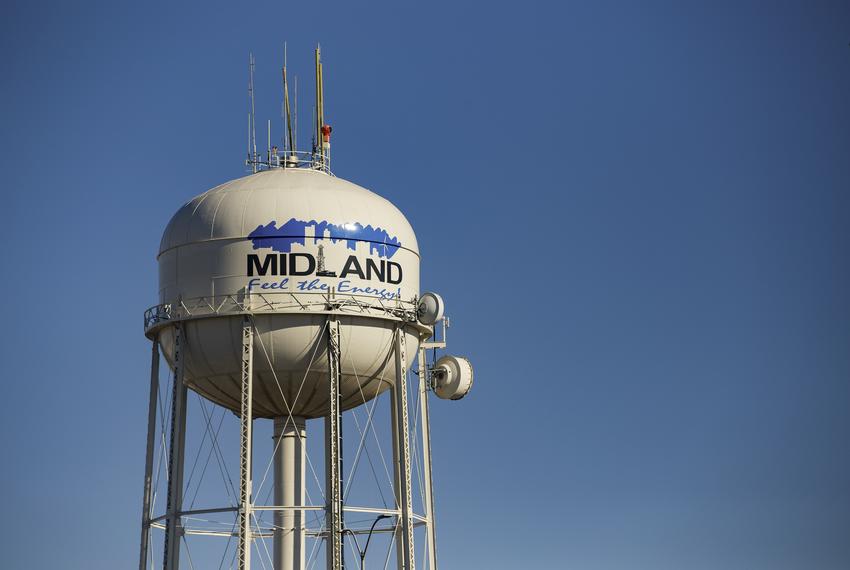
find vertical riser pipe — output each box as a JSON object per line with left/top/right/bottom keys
{"left": 274, "top": 417, "right": 307, "bottom": 570}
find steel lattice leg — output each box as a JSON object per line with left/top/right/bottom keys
{"left": 417, "top": 346, "right": 438, "bottom": 570}
{"left": 164, "top": 324, "right": 188, "bottom": 570}
{"left": 391, "top": 326, "right": 415, "bottom": 570}
{"left": 325, "top": 317, "right": 344, "bottom": 570}
{"left": 238, "top": 315, "right": 255, "bottom": 570}
{"left": 139, "top": 337, "right": 160, "bottom": 570}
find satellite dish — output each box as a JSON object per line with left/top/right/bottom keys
{"left": 417, "top": 292, "right": 444, "bottom": 325}
{"left": 432, "top": 355, "right": 474, "bottom": 400}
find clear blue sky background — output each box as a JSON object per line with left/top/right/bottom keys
{"left": 2, "top": 1, "right": 849, "bottom": 568}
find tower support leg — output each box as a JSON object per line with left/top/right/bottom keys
{"left": 139, "top": 337, "right": 160, "bottom": 570}
{"left": 274, "top": 416, "right": 307, "bottom": 570}
{"left": 325, "top": 317, "right": 344, "bottom": 570}
{"left": 163, "top": 324, "right": 188, "bottom": 570}
{"left": 238, "top": 315, "right": 255, "bottom": 570}
{"left": 417, "top": 346, "right": 437, "bottom": 570}
{"left": 391, "top": 327, "right": 415, "bottom": 570}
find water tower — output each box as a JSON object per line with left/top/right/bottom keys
{"left": 138, "top": 47, "right": 473, "bottom": 570}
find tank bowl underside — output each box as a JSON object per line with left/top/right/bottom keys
{"left": 157, "top": 314, "right": 420, "bottom": 419}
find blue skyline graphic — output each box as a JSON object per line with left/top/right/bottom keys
{"left": 248, "top": 218, "right": 402, "bottom": 258}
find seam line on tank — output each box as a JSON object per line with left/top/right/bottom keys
{"left": 208, "top": 192, "right": 229, "bottom": 240}
{"left": 158, "top": 237, "right": 420, "bottom": 260}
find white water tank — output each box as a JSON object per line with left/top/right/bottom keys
{"left": 148, "top": 168, "right": 424, "bottom": 418}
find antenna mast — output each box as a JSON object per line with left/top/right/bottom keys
{"left": 242, "top": 47, "right": 328, "bottom": 173}
{"left": 315, "top": 46, "right": 324, "bottom": 168}
{"left": 248, "top": 53, "right": 258, "bottom": 173}
{"left": 314, "top": 45, "right": 331, "bottom": 171}
{"left": 311, "top": 104, "right": 316, "bottom": 158}
{"left": 246, "top": 54, "right": 251, "bottom": 170}
{"left": 282, "top": 43, "right": 295, "bottom": 156}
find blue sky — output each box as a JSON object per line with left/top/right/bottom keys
{"left": 2, "top": 1, "right": 849, "bottom": 568}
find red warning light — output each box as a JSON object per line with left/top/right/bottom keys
{"left": 321, "top": 124, "right": 332, "bottom": 143}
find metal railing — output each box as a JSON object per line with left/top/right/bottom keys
{"left": 144, "top": 290, "right": 419, "bottom": 333}
{"left": 245, "top": 149, "right": 332, "bottom": 175}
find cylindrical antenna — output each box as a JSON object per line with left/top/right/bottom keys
{"left": 293, "top": 75, "right": 298, "bottom": 153}
{"left": 280, "top": 46, "right": 287, "bottom": 150}
{"left": 316, "top": 49, "right": 330, "bottom": 171}
{"left": 283, "top": 43, "right": 287, "bottom": 150}
{"left": 314, "top": 46, "right": 323, "bottom": 166}
{"left": 319, "top": 56, "right": 325, "bottom": 167}
{"left": 282, "top": 44, "right": 294, "bottom": 157}
{"left": 246, "top": 54, "right": 252, "bottom": 169}
{"left": 267, "top": 119, "right": 271, "bottom": 166}
{"left": 249, "top": 52, "right": 258, "bottom": 173}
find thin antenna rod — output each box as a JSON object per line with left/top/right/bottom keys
{"left": 246, "top": 55, "right": 251, "bottom": 170}
{"left": 282, "top": 43, "right": 294, "bottom": 156}
{"left": 315, "top": 45, "right": 323, "bottom": 166}
{"left": 293, "top": 75, "right": 298, "bottom": 153}
{"left": 311, "top": 103, "right": 316, "bottom": 157}
{"left": 249, "top": 53, "right": 258, "bottom": 173}
{"left": 282, "top": 43, "right": 286, "bottom": 150}
{"left": 280, "top": 46, "right": 286, "bottom": 150}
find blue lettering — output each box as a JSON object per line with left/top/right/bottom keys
{"left": 251, "top": 277, "right": 397, "bottom": 299}
{"left": 248, "top": 277, "right": 289, "bottom": 292}
{"left": 296, "top": 278, "right": 328, "bottom": 292}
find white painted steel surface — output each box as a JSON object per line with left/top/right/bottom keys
{"left": 155, "top": 169, "right": 422, "bottom": 418}
{"left": 158, "top": 169, "right": 418, "bottom": 301}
